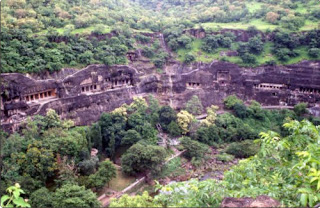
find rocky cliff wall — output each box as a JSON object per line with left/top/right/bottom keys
{"left": 1, "top": 60, "right": 320, "bottom": 132}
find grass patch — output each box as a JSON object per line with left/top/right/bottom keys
{"left": 154, "top": 157, "right": 186, "bottom": 179}
{"left": 285, "top": 46, "right": 315, "bottom": 65}
{"left": 108, "top": 169, "right": 136, "bottom": 192}
{"left": 198, "top": 19, "right": 278, "bottom": 32}
{"left": 245, "top": 2, "right": 265, "bottom": 13}
{"left": 300, "top": 20, "right": 319, "bottom": 31}
{"left": 176, "top": 39, "right": 220, "bottom": 63}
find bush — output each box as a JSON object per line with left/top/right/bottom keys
{"left": 216, "top": 153, "right": 234, "bottom": 162}
{"left": 135, "top": 34, "right": 151, "bottom": 44}
{"left": 153, "top": 58, "right": 165, "bottom": 68}
{"left": 78, "top": 156, "right": 99, "bottom": 176}
{"left": 196, "top": 125, "right": 221, "bottom": 145}
{"left": 223, "top": 95, "right": 243, "bottom": 109}
{"left": 225, "top": 140, "right": 260, "bottom": 158}
{"left": 30, "top": 187, "right": 53, "bottom": 208}
{"left": 159, "top": 106, "right": 177, "bottom": 132}
{"left": 233, "top": 103, "right": 248, "bottom": 118}
{"left": 294, "top": 102, "right": 308, "bottom": 116}
{"left": 167, "top": 121, "right": 182, "bottom": 137}
{"left": 241, "top": 53, "right": 257, "bottom": 65}
{"left": 185, "top": 95, "right": 203, "bottom": 115}
{"left": 142, "top": 47, "right": 155, "bottom": 58}
{"left": 184, "top": 53, "right": 195, "bottom": 64}
{"left": 180, "top": 137, "right": 210, "bottom": 160}
{"left": 308, "top": 48, "right": 320, "bottom": 58}
{"left": 88, "top": 159, "right": 117, "bottom": 189}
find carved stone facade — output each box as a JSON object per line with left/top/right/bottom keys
{"left": 1, "top": 60, "right": 320, "bottom": 132}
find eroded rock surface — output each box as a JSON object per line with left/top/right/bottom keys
{"left": 1, "top": 60, "right": 320, "bottom": 132}
{"left": 221, "top": 195, "right": 281, "bottom": 207}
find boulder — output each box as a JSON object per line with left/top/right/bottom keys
{"left": 221, "top": 195, "right": 280, "bottom": 207}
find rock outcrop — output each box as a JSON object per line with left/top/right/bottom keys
{"left": 221, "top": 195, "right": 281, "bottom": 207}
{"left": 1, "top": 60, "right": 320, "bottom": 132}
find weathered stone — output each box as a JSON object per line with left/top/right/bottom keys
{"left": 221, "top": 195, "right": 280, "bottom": 207}
{"left": 1, "top": 60, "right": 320, "bottom": 132}
{"left": 221, "top": 197, "right": 254, "bottom": 207}
{"left": 250, "top": 195, "right": 281, "bottom": 207}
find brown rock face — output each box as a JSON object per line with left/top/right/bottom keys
{"left": 221, "top": 195, "right": 280, "bottom": 207}
{"left": 221, "top": 197, "right": 254, "bottom": 207}
{"left": 1, "top": 60, "right": 320, "bottom": 132}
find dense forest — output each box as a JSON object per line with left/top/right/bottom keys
{"left": 1, "top": 0, "right": 320, "bottom": 72}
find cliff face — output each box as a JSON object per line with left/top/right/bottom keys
{"left": 1, "top": 60, "right": 320, "bottom": 132}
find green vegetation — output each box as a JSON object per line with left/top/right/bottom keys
{"left": 2, "top": 92, "right": 320, "bottom": 207}
{"left": 177, "top": 29, "right": 320, "bottom": 66}
{"left": 112, "top": 119, "right": 320, "bottom": 207}
{"left": 1, "top": 0, "right": 320, "bottom": 72}
{"left": 0, "top": 110, "right": 109, "bottom": 207}
{"left": 185, "top": 95, "right": 204, "bottom": 115}
{"left": 121, "top": 143, "right": 167, "bottom": 175}
{"left": 154, "top": 157, "right": 186, "bottom": 179}
{"left": 108, "top": 169, "right": 136, "bottom": 191}
{"left": 225, "top": 140, "right": 260, "bottom": 158}
{"left": 52, "top": 184, "right": 100, "bottom": 208}
{"left": 1, "top": 183, "right": 31, "bottom": 208}
{"left": 88, "top": 159, "right": 117, "bottom": 189}
{"left": 180, "top": 137, "right": 210, "bottom": 165}
{"left": 216, "top": 153, "right": 235, "bottom": 162}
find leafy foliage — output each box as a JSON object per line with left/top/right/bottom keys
{"left": 177, "top": 110, "right": 195, "bottom": 135}
{"left": 30, "top": 187, "right": 53, "bottom": 208}
{"left": 121, "top": 143, "right": 166, "bottom": 175}
{"left": 52, "top": 184, "right": 101, "bottom": 208}
{"left": 110, "top": 191, "right": 158, "bottom": 207}
{"left": 179, "top": 136, "right": 210, "bottom": 163}
{"left": 88, "top": 159, "right": 117, "bottom": 189}
{"left": 1, "top": 183, "right": 31, "bottom": 208}
{"left": 185, "top": 95, "right": 203, "bottom": 115}
{"left": 225, "top": 140, "right": 260, "bottom": 158}
{"left": 112, "top": 119, "right": 320, "bottom": 207}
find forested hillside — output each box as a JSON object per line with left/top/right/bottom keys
{"left": 1, "top": 0, "right": 320, "bottom": 73}
{"left": 2, "top": 0, "right": 320, "bottom": 33}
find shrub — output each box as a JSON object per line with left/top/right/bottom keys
{"left": 225, "top": 140, "right": 260, "bottom": 158}
{"left": 308, "top": 48, "right": 320, "bottom": 58}
{"left": 88, "top": 159, "right": 116, "bottom": 189}
{"left": 153, "top": 58, "right": 165, "bottom": 68}
{"left": 185, "top": 95, "right": 203, "bottom": 115}
{"left": 216, "top": 153, "right": 234, "bottom": 162}
{"left": 184, "top": 53, "right": 195, "bottom": 64}
{"left": 241, "top": 53, "right": 257, "bottom": 65}
{"left": 223, "top": 95, "right": 243, "bottom": 109}
{"left": 30, "top": 187, "right": 53, "bottom": 208}
{"left": 78, "top": 156, "right": 99, "bottom": 176}
{"left": 135, "top": 34, "right": 151, "bottom": 44}
{"left": 233, "top": 103, "right": 248, "bottom": 118}
{"left": 142, "top": 46, "right": 155, "bottom": 58}
{"left": 180, "top": 137, "right": 210, "bottom": 160}
{"left": 294, "top": 102, "right": 308, "bottom": 116}
{"left": 167, "top": 121, "right": 182, "bottom": 137}
{"left": 196, "top": 125, "right": 221, "bottom": 145}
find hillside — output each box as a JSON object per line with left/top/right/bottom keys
{"left": 1, "top": 0, "right": 320, "bottom": 73}
{"left": 1, "top": 1, "right": 320, "bottom": 208}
